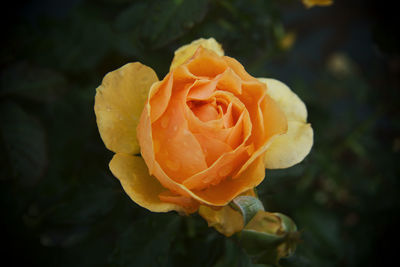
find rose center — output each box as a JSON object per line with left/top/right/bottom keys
{"left": 187, "top": 97, "right": 239, "bottom": 129}
{"left": 188, "top": 100, "right": 221, "bottom": 122}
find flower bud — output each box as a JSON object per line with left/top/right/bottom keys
{"left": 239, "top": 211, "right": 300, "bottom": 265}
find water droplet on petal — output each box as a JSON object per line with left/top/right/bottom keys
{"left": 166, "top": 159, "right": 180, "bottom": 171}
{"left": 161, "top": 116, "right": 169, "bottom": 128}
{"left": 218, "top": 164, "right": 232, "bottom": 177}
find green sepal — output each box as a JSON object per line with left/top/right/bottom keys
{"left": 238, "top": 211, "right": 300, "bottom": 265}
{"left": 230, "top": 196, "right": 265, "bottom": 226}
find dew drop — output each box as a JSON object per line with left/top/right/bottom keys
{"left": 166, "top": 159, "right": 180, "bottom": 171}
{"left": 218, "top": 164, "right": 232, "bottom": 177}
{"left": 161, "top": 116, "right": 169, "bottom": 128}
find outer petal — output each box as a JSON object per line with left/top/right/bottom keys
{"left": 170, "top": 38, "right": 224, "bottom": 70}
{"left": 109, "top": 153, "right": 184, "bottom": 212}
{"left": 198, "top": 205, "right": 243, "bottom": 237}
{"left": 259, "top": 78, "right": 307, "bottom": 122}
{"left": 259, "top": 78, "right": 313, "bottom": 169}
{"left": 198, "top": 189, "right": 256, "bottom": 237}
{"left": 95, "top": 63, "right": 158, "bottom": 154}
{"left": 264, "top": 121, "right": 313, "bottom": 169}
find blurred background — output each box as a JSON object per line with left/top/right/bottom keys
{"left": 1, "top": 0, "right": 399, "bottom": 266}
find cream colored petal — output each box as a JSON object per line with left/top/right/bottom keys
{"left": 109, "top": 153, "right": 184, "bottom": 213}
{"left": 264, "top": 121, "right": 313, "bottom": 169}
{"left": 198, "top": 205, "right": 243, "bottom": 237}
{"left": 258, "top": 78, "right": 307, "bottom": 123}
{"left": 95, "top": 62, "right": 158, "bottom": 154}
{"left": 170, "top": 38, "right": 224, "bottom": 70}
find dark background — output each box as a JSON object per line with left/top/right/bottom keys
{"left": 1, "top": 0, "right": 399, "bottom": 266}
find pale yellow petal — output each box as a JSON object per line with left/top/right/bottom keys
{"left": 109, "top": 153, "right": 184, "bottom": 213}
{"left": 198, "top": 205, "right": 243, "bottom": 237}
{"left": 258, "top": 78, "right": 313, "bottom": 168}
{"left": 264, "top": 121, "right": 313, "bottom": 169}
{"left": 258, "top": 78, "right": 307, "bottom": 123}
{"left": 170, "top": 38, "right": 224, "bottom": 70}
{"left": 95, "top": 62, "right": 158, "bottom": 154}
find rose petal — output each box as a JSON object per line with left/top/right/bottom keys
{"left": 193, "top": 133, "right": 233, "bottom": 165}
{"left": 159, "top": 191, "right": 199, "bottom": 214}
{"left": 264, "top": 120, "right": 313, "bottom": 169}
{"left": 170, "top": 38, "right": 224, "bottom": 70}
{"left": 216, "top": 68, "right": 242, "bottom": 95}
{"left": 258, "top": 78, "right": 313, "bottom": 169}
{"left": 187, "top": 48, "right": 228, "bottom": 78}
{"left": 152, "top": 88, "right": 208, "bottom": 183}
{"left": 95, "top": 62, "right": 158, "bottom": 154}
{"left": 191, "top": 156, "right": 266, "bottom": 206}
{"left": 109, "top": 153, "right": 183, "bottom": 212}
{"left": 198, "top": 189, "right": 256, "bottom": 237}
{"left": 149, "top": 73, "right": 173, "bottom": 123}
{"left": 234, "top": 86, "right": 288, "bottom": 178}
{"left": 223, "top": 56, "right": 259, "bottom": 82}
{"left": 259, "top": 78, "right": 307, "bottom": 122}
{"left": 198, "top": 205, "right": 243, "bottom": 237}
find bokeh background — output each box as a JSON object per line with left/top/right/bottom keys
{"left": 1, "top": 0, "right": 399, "bottom": 266}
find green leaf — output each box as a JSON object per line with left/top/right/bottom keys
{"left": 141, "top": 0, "right": 209, "bottom": 48}
{"left": 36, "top": 13, "right": 113, "bottom": 72}
{"left": 0, "top": 101, "right": 47, "bottom": 186}
{"left": 0, "top": 63, "right": 66, "bottom": 102}
{"left": 109, "top": 214, "right": 181, "bottom": 267}
{"left": 230, "top": 196, "right": 265, "bottom": 226}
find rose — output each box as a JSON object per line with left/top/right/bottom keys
{"left": 95, "top": 38, "right": 313, "bottom": 234}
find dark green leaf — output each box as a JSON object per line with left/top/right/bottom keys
{"left": 0, "top": 101, "right": 47, "bottom": 186}
{"left": 0, "top": 63, "right": 66, "bottom": 102}
{"left": 109, "top": 214, "right": 181, "bottom": 267}
{"left": 141, "top": 0, "right": 209, "bottom": 48}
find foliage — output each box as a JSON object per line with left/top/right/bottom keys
{"left": 1, "top": 0, "right": 399, "bottom": 266}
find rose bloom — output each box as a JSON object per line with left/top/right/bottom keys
{"left": 95, "top": 38, "right": 313, "bottom": 236}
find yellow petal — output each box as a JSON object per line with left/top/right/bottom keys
{"left": 198, "top": 189, "right": 256, "bottom": 237}
{"left": 258, "top": 78, "right": 307, "bottom": 123}
{"left": 109, "top": 153, "right": 183, "bottom": 212}
{"left": 170, "top": 38, "right": 224, "bottom": 70}
{"left": 302, "top": 0, "right": 333, "bottom": 8}
{"left": 258, "top": 78, "right": 313, "bottom": 169}
{"left": 95, "top": 62, "right": 158, "bottom": 154}
{"left": 198, "top": 205, "right": 243, "bottom": 237}
{"left": 264, "top": 121, "right": 313, "bottom": 169}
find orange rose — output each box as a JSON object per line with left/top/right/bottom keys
{"left": 95, "top": 38, "right": 313, "bottom": 235}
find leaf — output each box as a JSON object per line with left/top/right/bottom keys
{"left": 141, "top": 0, "right": 209, "bottom": 48}
{"left": 36, "top": 12, "right": 113, "bottom": 72}
{"left": 230, "top": 196, "right": 265, "bottom": 226}
{"left": 109, "top": 214, "right": 181, "bottom": 267}
{"left": 0, "top": 101, "right": 47, "bottom": 186}
{"left": 0, "top": 62, "right": 66, "bottom": 102}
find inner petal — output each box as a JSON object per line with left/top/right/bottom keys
{"left": 152, "top": 88, "right": 208, "bottom": 183}
{"left": 191, "top": 101, "right": 220, "bottom": 122}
